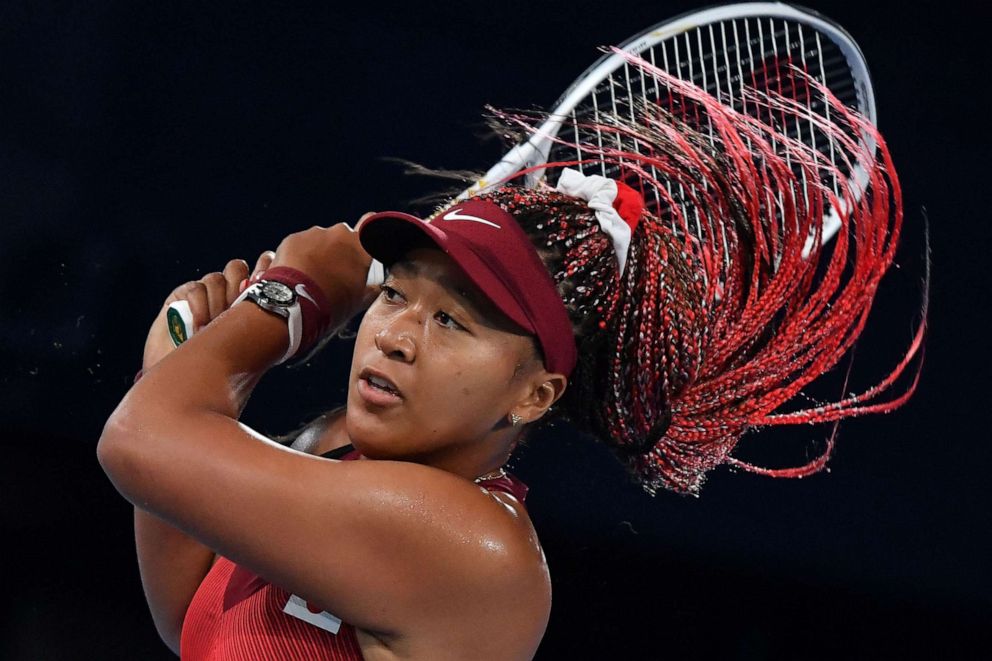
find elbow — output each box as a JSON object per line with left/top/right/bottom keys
{"left": 97, "top": 411, "right": 124, "bottom": 477}
{"left": 97, "top": 404, "right": 148, "bottom": 501}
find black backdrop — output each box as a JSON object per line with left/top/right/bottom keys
{"left": 3, "top": 1, "right": 990, "bottom": 658}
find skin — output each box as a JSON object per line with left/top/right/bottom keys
{"left": 99, "top": 220, "right": 567, "bottom": 660}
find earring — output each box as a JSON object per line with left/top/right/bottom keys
{"left": 509, "top": 412, "right": 523, "bottom": 427}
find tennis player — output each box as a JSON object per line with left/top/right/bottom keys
{"left": 98, "top": 73, "right": 919, "bottom": 659}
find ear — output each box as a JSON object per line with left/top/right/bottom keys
{"left": 512, "top": 372, "right": 568, "bottom": 425}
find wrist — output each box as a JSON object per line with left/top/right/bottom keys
{"left": 236, "top": 266, "right": 333, "bottom": 363}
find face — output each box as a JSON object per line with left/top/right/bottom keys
{"left": 346, "top": 247, "right": 546, "bottom": 471}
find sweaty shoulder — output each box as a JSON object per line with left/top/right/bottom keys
{"left": 330, "top": 459, "right": 551, "bottom": 657}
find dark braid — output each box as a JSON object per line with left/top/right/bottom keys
{"left": 467, "top": 54, "right": 923, "bottom": 496}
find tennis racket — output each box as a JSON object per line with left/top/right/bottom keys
{"left": 460, "top": 2, "right": 877, "bottom": 247}
{"left": 167, "top": 2, "right": 877, "bottom": 346}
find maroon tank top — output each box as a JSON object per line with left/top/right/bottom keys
{"left": 180, "top": 446, "right": 527, "bottom": 660}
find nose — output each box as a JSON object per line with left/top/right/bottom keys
{"left": 374, "top": 312, "right": 419, "bottom": 362}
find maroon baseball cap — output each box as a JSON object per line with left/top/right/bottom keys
{"left": 358, "top": 198, "right": 577, "bottom": 377}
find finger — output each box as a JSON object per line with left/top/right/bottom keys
{"left": 180, "top": 281, "right": 211, "bottom": 331}
{"left": 222, "top": 259, "right": 250, "bottom": 305}
{"left": 251, "top": 251, "right": 275, "bottom": 282}
{"left": 201, "top": 272, "right": 232, "bottom": 320}
{"left": 164, "top": 280, "right": 196, "bottom": 307}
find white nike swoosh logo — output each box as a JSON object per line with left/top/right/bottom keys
{"left": 295, "top": 283, "right": 316, "bottom": 305}
{"left": 439, "top": 208, "right": 501, "bottom": 229}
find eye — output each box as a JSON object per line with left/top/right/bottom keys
{"left": 435, "top": 310, "right": 464, "bottom": 330}
{"left": 379, "top": 284, "right": 403, "bottom": 303}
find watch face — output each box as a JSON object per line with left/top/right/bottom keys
{"left": 260, "top": 280, "right": 294, "bottom": 304}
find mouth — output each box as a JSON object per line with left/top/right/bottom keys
{"left": 357, "top": 367, "right": 403, "bottom": 405}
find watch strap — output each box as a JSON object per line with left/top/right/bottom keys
{"left": 235, "top": 266, "right": 332, "bottom": 364}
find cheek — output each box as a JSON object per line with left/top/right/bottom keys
{"left": 349, "top": 312, "right": 381, "bottom": 368}
{"left": 354, "top": 306, "right": 380, "bottom": 344}
{"left": 429, "top": 346, "right": 518, "bottom": 411}
{"left": 447, "top": 368, "right": 482, "bottom": 400}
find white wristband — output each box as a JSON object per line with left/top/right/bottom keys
{"left": 232, "top": 283, "right": 303, "bottom": 365}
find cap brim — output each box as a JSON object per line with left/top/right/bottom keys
{"left": 358, "top": 212, "right": 534, "bottom": 334}
{"left": 359, "top": 211, "right": 444, "bottom": 266}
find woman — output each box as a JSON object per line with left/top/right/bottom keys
{"left": 101, "top": 208, "right": 561, "bottom": 659}
{"left": 98, "top": 63, "right": 921, "bottom": 659}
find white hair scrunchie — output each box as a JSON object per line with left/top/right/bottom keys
{"left": 555, "top": 168, "right": 633, "bottom": 274}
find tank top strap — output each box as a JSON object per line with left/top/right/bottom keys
{"left": 477, "top": 472, "right": 529, "bottom": 502}
{"left": 320, "top": 444, "right": 362, "bottom": 461}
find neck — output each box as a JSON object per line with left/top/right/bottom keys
{"left": 327, "top": 407, "right": 519, "bottom": 480}
{"left": 364, "top": 427, "right": 518, "bottom": 483}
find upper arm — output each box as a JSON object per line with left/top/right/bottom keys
{"left": 133, "top": 508, "right": 216, "bottom": 654}
{"left": 100, "top": 411, "right": 539, "bottom": 637}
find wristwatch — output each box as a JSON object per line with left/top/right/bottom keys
{"left": 245, "top": 280, "right": 297, "bottom": 318}
{"left": 234, "top": 278, "right": 305, "bottom": 364}
{"left": 231, "top": 267, "right": 333, "bottom": 365}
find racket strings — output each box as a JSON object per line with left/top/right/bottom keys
{"left": 550, "top": 17, "right": 866, "bottom": 259}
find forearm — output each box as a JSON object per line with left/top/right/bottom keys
{"left": 98, "top": 302, "right": 287, "bottom": 508}
{"left": 140, "top": 302, "right": 288, "bottom": 417}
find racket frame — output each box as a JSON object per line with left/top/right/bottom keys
{"left": 460, "top": 2, "right": 877, "bottom": 244}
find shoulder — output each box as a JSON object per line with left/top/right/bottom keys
{"left": 338, "top": 458, "right": 545, "bottom": 578}
{"left": 342, "top": 459, "right": 548, "bottom": 591}
{"left": 472, "top": 488, "right": 552, "bottom": 634}
{"left": 347, "top": 462, "right": 550, "bottom": 653}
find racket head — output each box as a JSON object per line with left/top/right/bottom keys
{"left": 465, "top": 3, "right": 878, "bottom": 244}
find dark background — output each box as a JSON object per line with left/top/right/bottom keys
{"left": 2, "top": 1, "right": 989, "bottom": 659}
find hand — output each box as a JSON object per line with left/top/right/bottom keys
{"left": 267, "top": 217, "right": 378, "bottom": 330}
{"left": 142, "top": 254, "right": 273, "bottom": 370}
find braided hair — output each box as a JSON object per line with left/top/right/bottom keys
{"left": 473, "top": 55, "right": 925, "bottom": 495}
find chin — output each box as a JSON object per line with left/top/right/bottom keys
{"left": 344, "top": 391, "right": 404, "bottom": 460}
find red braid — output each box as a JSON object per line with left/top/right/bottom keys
{"left": 479, "top": 53, "right": 924, "bottom": 495}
